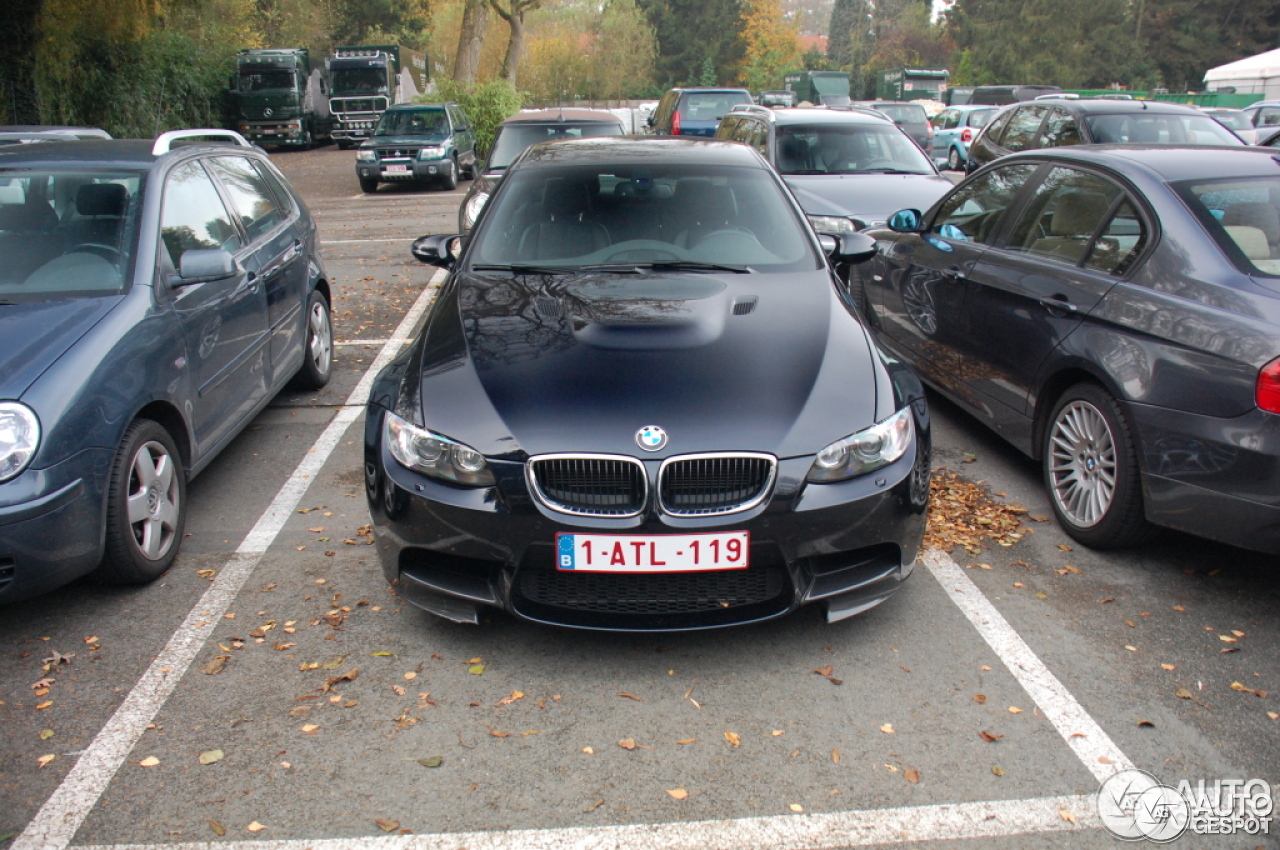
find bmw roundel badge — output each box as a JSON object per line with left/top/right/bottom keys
{"left": 636, "top": 425, "right": 668, "bottom": 452}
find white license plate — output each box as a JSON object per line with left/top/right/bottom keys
{"left": 556, "top": 531, "right": 749, "bottom": 573}
{"left": 384, "top": 164, "right": 410, "bottom": 173}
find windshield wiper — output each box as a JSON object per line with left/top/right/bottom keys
{"left": 471, "top": 264, "right": 585, "bottom": 275}
{"left": 860, "top": 168, "right": 929, "bottom": 175}
{"left": 640, "top": 261, "right": 752, "bottom": 274}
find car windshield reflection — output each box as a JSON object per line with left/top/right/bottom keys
{"left": 776, "top": 125, "right": 934, "bottom": 176}
{"left": 468, "top": 162, "right": 820, "bottom": 273}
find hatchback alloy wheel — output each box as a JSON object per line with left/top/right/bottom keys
{"left": 127, "top": 439, "right": 181, "bottom": 559}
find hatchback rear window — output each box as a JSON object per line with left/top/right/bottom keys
{"left": 872, "top": 104, "right": 927, "bottom": 123}
{"left": 677, "top": 93, "right": 752, "bottom": 122}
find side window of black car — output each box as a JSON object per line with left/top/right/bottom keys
{"left": 209, "top": 156, "right": 286, "bottom": 243}
{"left": 1039, "top": 109, "right": 1081, "bottom": 147}
{"left": 1001, "top": 105, "right": 1048, "bottom": 152}
{"left": 930, "top": 163, "right": 1039, "bottom": 244}
{"left": 160, "top": 161, "right": 242, "bottom": 268}
{"left": 1008, "top": 167, "right": 1122, "bottom": 265}
{"left": 981, "top": 107, "right": 1016, "bottom": 145}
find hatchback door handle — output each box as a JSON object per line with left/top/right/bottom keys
{"left": 1039, "top": 295, "right": 1077, "bottom": 314}
{"left": 941, "top": 265, "right": 966, "bottom": 281}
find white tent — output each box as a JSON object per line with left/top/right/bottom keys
{"left": 1204, "top": 48, "right": 1280, "bottom": 98}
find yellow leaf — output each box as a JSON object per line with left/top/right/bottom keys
{"left": 488, "top": 727, "right": 510, "bottom": 738}
{"left": 375, "top": 819, "right": 400, "bottom": 833}
{"left": 1231, "top": 630, "right": 1245, "bottom": 637}
{"left": 39, "top": 729, "right": 54, "bottom": 740}
{"left": 1175, "top": 688, "right": 1193, "bottom": 699}
{"left": 725, "top": 731, "right": 741, "bottom": 748}
{"left": 199, "top": 749, "right": 224, "bottom": 765}
{"left": 879, "top": 723, "right": 895, "bottom": 734}
{"left": 403, "top": 672, "right": 417, "bottom": 680}
{"left": 247, "top": 821, "right": 266, "bottom": 832}
{"left": 618, "top": 738, "right": 637, "bottom": 750}
{"left": 1125, "top": 645, "right": 1138, "bottom": 652}
{"left": 676, "top": 738, "right": 697, "bottom": 745}
{"left": 832, "top": 748, "right": 840, "bottom": 763}
{"left": 1219, "top": 635, "right": 1238, "bottom": 643}
{"left": 139, "top": 756, "right": 160, "bottom": 767}
{"left": 468, "top": 663, "right": 486, "bottom": 675}
{"left": 37, "top": 754, "right": 55, "bottom": 768}
{"left": 771, "top": 730, "right": 784, "bottom": 736}
{"left": 1161, "top": 663, "right": 1176, "bottom": 671}
{"left": 301, "top": 724, "right": 319, "bottom": 733}
{"left": 1060, "top": 809, "right": 1077, "bottom": 824}
{"left": 992, "top": 766, "right": 1005, "bottom": 776}
{"left": 789, "top": 804, "right": 804, "bottom": 813}
{"left": 582, "top": 747, "right": 594, "bottom": 754}
{"left": 35, "top": 700, "right": 52, "bottom": 710}
{"left": 904, "top": 769, "right": 920, "bottom": 784}
{"left": 209, "top": 819, "right": 226, "bottom": 836}
{"left": 666, "top": 789, "right": 689, "bottom": 800}
{"left": 1007, "top": 707, "right": 1023, "bottom": 714}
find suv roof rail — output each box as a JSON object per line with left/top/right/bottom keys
{"left": 152, "top": 129, "right": 252, "bottom": 156}
{"left": 729, "top": 104, "right": 775, "bottom": 119}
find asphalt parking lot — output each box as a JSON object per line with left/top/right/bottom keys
{"left": 1, "top": 144, "right": 1277, "bottom": 850}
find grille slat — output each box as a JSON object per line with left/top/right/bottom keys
{"left": 529, "top": 455, "right": 647, "bottom": 517}
{"left": 519, "top": 568, "right": 785, "bottom": 614}
{"left": 659, "top": 453, "right": 775, "bottom": 516}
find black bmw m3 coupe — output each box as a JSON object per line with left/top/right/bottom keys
{"left": 364, "top": 137, "right": 930, "bottom": 631}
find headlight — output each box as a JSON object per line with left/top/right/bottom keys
{"left": 807, "top": 215, "right": 856, "bottom": 234}
{"left": 417, "top": 146, "right": 446, "bottom": 160}
{"left": 0, "top": 402, "right": 40, "bottom": 483}
{"left": 384, "top": 412, "right": 494, "bottom": 487}
{"left": 463, "top": 192, "right": 490, "bottom": 228}
{"left": 356, "top": 149, "right": 376, "bottom": 162}
{"left": 806, "top": 408, "right": 913, "bottom": 483}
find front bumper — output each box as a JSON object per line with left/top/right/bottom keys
{"left": 1131, "top": 402, "right": 1280, "bottom": 554}
{"left": 0, "top": 448, "right": 113, "bottom": 604}
{"left": 356, "top": 157, "right": 450, "bottom": 184}
{"left": 365, "top": 408, "right": 928, "bottom": 631}
{"left": 238, "top": 121, "right": 308, "bottom": 146}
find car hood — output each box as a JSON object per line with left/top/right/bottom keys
{"left": 400, "top": 271, "right": 883, "bottom": 459}
{"left": 0, "top": 297, "right": 122, "bottom": 399}
{"left": 785, "top": 174, "right": 952, "bottom": 224}
{"left": 364, "top": 133, "right": 448, "bottom": 147}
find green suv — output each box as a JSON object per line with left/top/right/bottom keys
{"left": 355, "top": 102, "right": 477, "bottom": 193}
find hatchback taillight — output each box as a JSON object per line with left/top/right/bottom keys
{"left": 1259, "top": 357, "right": 1280, "bottom": 413}
{"left": 961, "top": 128, "right": 974, "bottom": 143}
{"left": 672, "top": 110, "right": 681, "bottom": 135}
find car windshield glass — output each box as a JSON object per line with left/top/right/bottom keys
{"left": 1084, "top": 113, "right": 1242, "bottom": 145}
{"left": 331, "top": 68, "right": 386, "bottom": 94}
{"left": 375, "top": 109, "right": 447, "bottom": 137}
{"left": 1177, "top": 177, "right": 1280, "bottom": 277}
{"left": 0, "top": 169, "right": 142, "bottom": 299}
{"left": 873, "top": 104, "right": 927, "bottom": 123}
{"left": 677, "top": 93, "right": 752, "bottom": 122}
{"left": 237, "top": 71, "right": 293, "bottom": 92}
{"left": 776, "top": 124, "right": 934, "bottom": 175}
{"left": 488, "top": 122, "right": 623, "bottom": 169}
{"left": 968, "top": 108, "right": 996, "bottom": 128}
{"left": 468, "top": 161, "right": 819, "bottom": 272}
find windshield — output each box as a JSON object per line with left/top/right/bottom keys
{"left": 375, "top": 108, "right": 447, "bottom": 137}
{"left": 1085, "top": 113, "right": 1243, "bottom": 145}
{"left": 676, "top": 92, "right": 752, "bottom": 123}
{"left": 488, "top": 122, "right": 623, "bottom": 169}
{"left": 872, "top": 104, "right": 927, "bottom": 124}
{"left": 237, "top": 70, "right": 294, "bottom": 92}
{"left": 331, "top": 68, "right": 387, "bottom": 95}
{"left": 469, "top": 161, "right": 819, "bottom": 272}
{"left": 776, "top": 124, "right": 935, "bottom": 175}
{"left": 1178, "top": 177, "right": 1280, "bottom": 277}
{"left": 0, "top": 169, "right": 142, "bottom": 298}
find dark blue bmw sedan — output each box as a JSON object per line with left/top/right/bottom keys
{"left": 0, "top": 130, "right": 333, "bottom": 603}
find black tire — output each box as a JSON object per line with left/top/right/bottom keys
{"left": 462, "top": 158, "right": 476, "bottom": 179}
{"left": 947, "top": 147, "right": 961, "bottom": 171}
{"left": 337, "top": 140, "right": 353, "bottom": 150}
{"left": 440, "top": 157, "right": 458, "bottom": 191}
{"left": 359, "top": 177, "right": 378, "bottom": 193}
{"left": 1042, "top": 383, "right": 1155, "bottom": 549}
{"left": 96, "top": 420, "right": 186, "bottom": 585}
{"left": 291, "top": 290, "right": 333, "bottom": 390}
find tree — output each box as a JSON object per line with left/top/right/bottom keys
{"left": 589, "top": 0, "right": 658, "bottom": 99}
{"left": 826, "top": 0, "right": 866, "bottom": 68}
{"left": 454, "top": 0, "right": 491, "bottom": 83}
{"left": 489, "top": 0, "right": 542, "bottom": 87}
{"left": 0, "top": 0, "right": 42, "bottom": 124}
{"left": 637, "top": 0, "right": 743, "bottom": 87}
{"left": 737, "top": 0, "right": 801, "bottom": 91}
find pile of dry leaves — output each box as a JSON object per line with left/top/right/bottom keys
{"left": 924, "top": 469, "right": 1033, "bottom": 554}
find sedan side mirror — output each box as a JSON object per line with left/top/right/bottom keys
{"left": 829, "top": 231, "right": 877, "bottom": 264}
{"left": 888, "top": 209, "right": 923, "bottom": 233}
{"left": 176, "top": 248, "right": 237, "bottom": 284}
{"left": 412, "top": 234, "right": 462, "bottom": 268}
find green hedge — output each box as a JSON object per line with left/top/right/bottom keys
{"left": 426, "top": 79, "right": 524, "bottom": 158}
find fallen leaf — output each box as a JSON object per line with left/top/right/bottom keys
{"left": 35, "top": 701, "right": 52, "bottom": 710}
{"left": 301, "top": 724, "right": 319, "bottom": 734}
{"left": 37, "top": 754, "right": 55, "bottom": 768}
{"left": 979, "top": 730, "right": 1003, "bottom": 742}
{"left": 618, "top": 738, "right": 638, "bottom": 750}
{"left": 488, "top": 727, "right": 510, "bottom": 738}
{"left": 832, "top": 748, "right": 840, "bottom": 763}
{"left": 322, "top": 668, "right": 359, "bottom": 692}
{"left": 771, "top": 730, "right": 784, "bottom": 737}
{"left": 1230, "top": 682, "right": 1268, "bottom": 698}
{"left": 403, "top": 671, "right": 417, "bottom": 680}
{"left": 1175, "top": 688, "right": 1193, "bottom": 699}
{"left": 1232, "top": 629, "right": 1246, "bottom": 637}
{"left": 39, "top": 729, "right": 54, "bottom": 741}
{"left": 789, "top": 804, "right": 804, "bottom": 813}
{"left": 30, "top": 678, "right": 54, "bottom": 690}
{"left": 201, "top": 655, "right": 230, "bottom": 675}
{"left": 973, "top": 694, "right": 987, "bottom": 704}
{"left": 1060, "top": 809, "right": 1077, "bottom": 824}
{"left": 880, "top": 723, "right": 895, "bottom": 734}
{"left": 1267, "top": 711, "right": 1278, "bottom": 721}
{"left": 1137, "top": 720, "right": 1155, "bottom": 727}
{"left": 418, "top": 756, "right": 444, "bottom": 768}
{"left": 375, "top": 819, "right": 400, "bottom": 833}
{"left": 198, "top": 749, "right": 224, "bottom": 765}
{"left": 209, "top": 820, "right": 226, "bottom": 836}
{"left": 139, "top": 756, "right": 160, "bottom": 767}
{"left": 370, "top": 651, "right": 394, "bottom": 657}
{"left": 725, "top": 731, "right": 742, "bottom": 748}
{"left": 813, "top": 666, "right": 833, "bottom": 677}
{"left": 467, "top": 663, "right": 486, "bottom": 675}
{"left": 618, "top": 693, "right": 642, "bottom": 701}
{"left": 676, "top": 738, "right": 697, "bottom": 745}
{"left": 904, "top": 769, "right": 920, "bottom": 784}
{"left": 1172, "top": 605, "right": 1185, "bottom": 612}
{"left": 1125, "top": 645, "right": 1138, "bottom": 652}
{"left": 494, "top": 691, "right": 525, "bottom": 706}
{"left": 1219, "top": 635, "right": 1238, "bottom": 643}
{"left": 666, "top": 789, "right": 689, "bottom": 800}
{"left": 1007, "top": 707, "right": 1023, "bottom": 714}
{"left": 992, "top": 766, "right": 1005, "bottom": 776}
{"left": 1099, "top": 597, "right": 1115, "bottom": 604}
{"left": 582, "top": 747, "right": 594, "bottom": 754}
{"left": 247, "top": 821, "right": 266, "bottom": 832}
{"left": 319, "top": 655, "right": 347, "bottom": 671}
{"left": 1161, "top": 663, "right": 1176, "bottom": 671}
{"left": 1220, "top": 647, "right": 1240, "bottom": 655}
{"left": 1125, "top": 620, "right": 1136, "bottom": 628}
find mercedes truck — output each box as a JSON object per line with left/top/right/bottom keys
{"left": 327, "top": 45, "right": 428, "bottom": 148}
{"left": 230, "top": 48, "right": 332, "bottom": 149}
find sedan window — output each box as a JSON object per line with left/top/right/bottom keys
{"left": 1001, "top": 105, "right": 1048, "bottom": 152}
{"left": 1179, "top": 177, "right": 1280, "bottom": 277}
{"left": 929, "top": 163, "right": 1038, "bottom": 244}
{"left": 1007, "top": 167, "right": 1124, "bottom": 266}
{"left": 160, "top": 161, "right": 242, "bottom": 267}
{"left": 1039, "top": 109, "right": 1082, "bottom": 147}
{"left": 209, "top": 156, "right": 286, "bottom": 242}
{"left": 1084, "top": 113, "right": 1241, "bottom": 145}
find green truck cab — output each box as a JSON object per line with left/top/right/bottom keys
{"left": 230, "top": 48, "right": 333, "bottom": 149}
{"left": 328, "top": 45, "right": 429, "bottom": 149}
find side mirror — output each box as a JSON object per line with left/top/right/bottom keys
{"left": 412, "top": 234, "right": 462, "bottom": 268}
{"left": 176, "top": 249, "right": 237, "bottom": 284}
{"left": 646, "top": 114, "right": 655, "bottom": 127}
{"left": 830, "top": 232, "right": 877, "bottom": 264}
{"left": 888, "top": 209, "right": 922, "bottom": 233}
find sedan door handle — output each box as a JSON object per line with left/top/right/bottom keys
{"left": 941, "top": 265, "right": 966, "bottom": 281}
{"left": 1039, "top": 295, "right": 1078, "bottom": 314}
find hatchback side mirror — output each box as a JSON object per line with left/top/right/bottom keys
{"left": 828, "top": 231, "right": 877, "bottom": 264}
{"left": 176, "top": 248, "right": 237, "bottom": 284}
{"left": 412, "top": 234, "right": 462, "bottom": 268}
{"left": 888, "top": 209, "right": 922, "bottom": 233}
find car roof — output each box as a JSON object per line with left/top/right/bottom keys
{"left": 1000, "top": 144, "right": 1280, "bottom": 182}
{"left": 0, "top": 136, "right": 265, "bottom": 168}
{"left": 501, "top": 108, "right": 622, "bottom": 125}
{"left": 770, "top": 107, "right": 897, "bottom": 127}
{"left": 385, "top": 102, "right": 450, "bottom": 112}
{"left": 518, "top": 136, "right": 767, "bottom": 168}
{"left": 1006, "top": 99, "right": 1208, "bottom": 115}
{"left": 674, "top": 87, "right": 751, "bottom": 94}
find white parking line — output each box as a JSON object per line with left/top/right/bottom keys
{"left": 319, "top": 238, "right": 414, "bottom": 245}
{"left": 336, "top": 338, "right": 407, "bottom": 347}
{"left": 74, "top": 794, "right": 1098, "bottom": 849}
{"left": 11, "top": 271, "right": 445, "bottom": 850}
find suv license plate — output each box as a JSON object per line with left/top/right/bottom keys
{"left": 555, "top": 531, "right": 749, "bottom": 573}
{"left": 384, "top": 164, "right": 409, "bottom": 173}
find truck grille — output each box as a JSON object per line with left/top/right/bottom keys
{"left": 658, "top": 453, "right": 775, "bottom": 516}
{"left": 375, "top": 148, "right": 417, "bottom": 160}
{"left": 527, "top": 455, "right": 647, "bottom": 517}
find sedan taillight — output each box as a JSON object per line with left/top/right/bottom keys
{"left": 672, "top": 110, "right": 681, "bottom": 135}
{"left": 961, "top": 127, "right": 974, "bottom": 143}
{"left": 1259, "top": 357, "right": 1280, "bottom": 413}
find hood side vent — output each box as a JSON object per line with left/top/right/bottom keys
{"left": 732, "top": 297, "right": 758, "bottom": 316}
